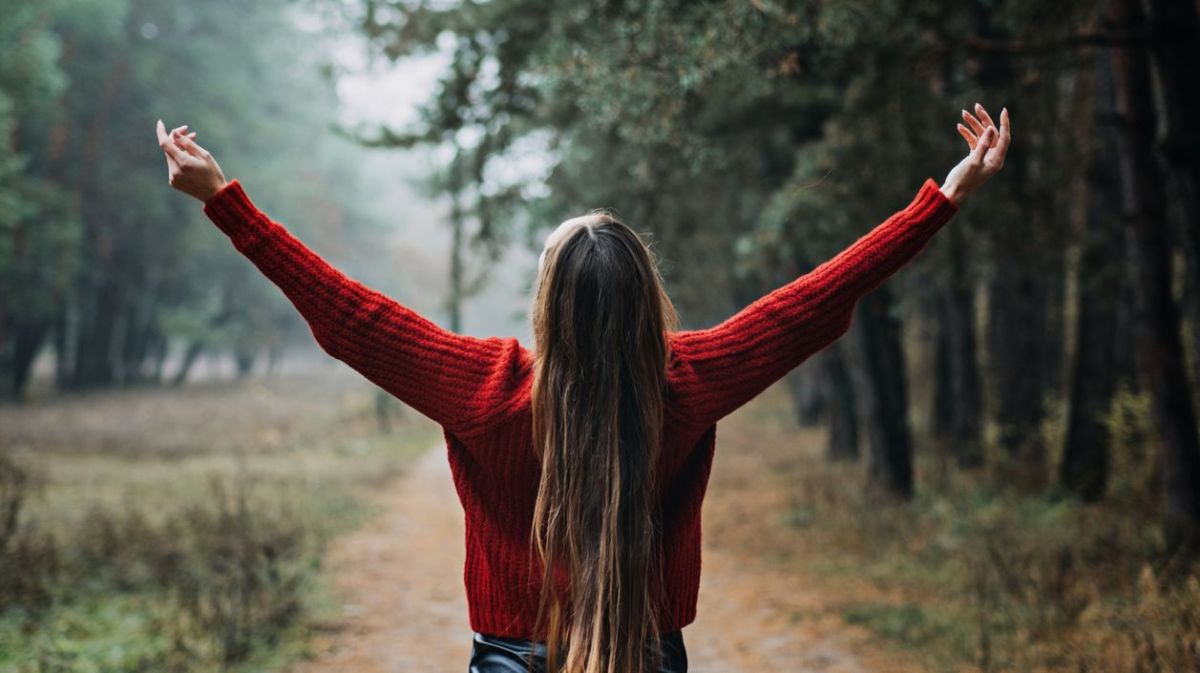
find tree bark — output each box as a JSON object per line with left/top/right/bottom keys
{"left": 1110, "top": 0, "right": 1200, "bottom": 545}
{"left": 69, "top": 47, "right": 129, "bottom": 389}
{"left": 785, "top": 363, "right": 826, "bottom": 428}
{"left": 973, "top": 0, "right": 1058, "bottom": 488}
{"left": 936, "top": 223, "right": 985, "bottom": 468}
{"left": 1060, "top": 49, "right": 1125, "bottom": 501}
{"left": 447, "top": 150, "right": 466, "bottom": 334}
{"left": 847, "top": 288, "right": 914, "bottom": 499}
{"left": 821, "top": 342, "right": 860, "bottom": 462}
{"left": 1146, "top": 0, "right": 1200, "bottom": 390}
{"left": 1147, "top": 0, "right": 1200, "bottom": 239}
{"left": 986, "top": 268, "right": 1053, "bottom": 485}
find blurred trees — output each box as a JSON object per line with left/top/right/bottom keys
{"left": 344, "top": 0, "right": 1199, "bottom": 542}
{"left": 0, "top": 0, "right": 372, "bottom": 395}
{"left": 3, "top": 0, "right": 1199, "bottom": 547}
{"left": 0, "top": 1, "right": 77, "bottom": 398}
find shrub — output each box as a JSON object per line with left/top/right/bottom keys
{"left": 0, "top": 452, "right": 59, "bottom": 613}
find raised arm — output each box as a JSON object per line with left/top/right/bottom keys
{"left": 667, "top": 104, "right": 1010, "bottom": 429}
{"left": 156, "top": 121, "right": 527, "bottom": 438}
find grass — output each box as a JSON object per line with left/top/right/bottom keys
{"left": 716, "top": 381, "right": 1200, "bottom": 673}
{"left": 0, "top": 369, "right": 439, "bottom": 673}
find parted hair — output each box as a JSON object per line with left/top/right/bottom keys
{"left": 529, "top": 210, "right": 679, "bottom": 673}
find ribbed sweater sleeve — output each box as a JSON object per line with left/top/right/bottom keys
{"left": 201, "top": 178, "right": 525, "bottom": 438}
{"left": 667, "top": 178, "right": 958, "bottom": 428}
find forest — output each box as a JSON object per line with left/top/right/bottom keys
{"left": 2, "top": 0, "right": 1200, "bottom": 671}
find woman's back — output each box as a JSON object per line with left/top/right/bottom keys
{"left": 340, "top": 177, "right": 958, "bottom": 641}
{"left": 439, "top": 336, "right": 720, "bottom": 641}
{"left": 198, "top": 175, "right": 958, "bottom": 642}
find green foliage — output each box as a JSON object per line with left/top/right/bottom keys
{"left": 0, "top": 0, "right": 81, "bottom": 377}
{"left": 843, "top": 602, "right": 970, "bottom": 656}
{"left": 0, "top": 0, "right": 394, "bottom": 394}
{"left": 353, "top": 0, "right": 1097, "bottom": 330}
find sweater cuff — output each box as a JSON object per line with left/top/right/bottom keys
{"left": 202, "top": 178, "right": 269, "bottom": 243}
{"left": 913, "top": 177, "right": 959, "bottom": 224}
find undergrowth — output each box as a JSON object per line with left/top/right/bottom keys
{"left": 774, "top": 384, "right": 1200, "bottom": 673}
{"left": 0, "top": 379, "right": 437, "bottom": 673}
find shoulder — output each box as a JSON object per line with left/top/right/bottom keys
{"left": 455, "top": 337, "right": 535, "bottom": 439}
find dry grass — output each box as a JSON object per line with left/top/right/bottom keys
{"left": 0, "top": 364, "right": 439, "bottom": 672}
{"left": 714, "top": 382, "right": 1200, "bottom": 673}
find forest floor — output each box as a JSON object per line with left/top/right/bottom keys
{"left": 282, "top": 386, "right": 927, "bottom": 673}
{"left": 2, "top": 363, "right": 931, "bottom": 673}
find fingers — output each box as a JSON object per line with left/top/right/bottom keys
{"left": 985, "top": 107, "right": 1011, "bottom": 171}
{"left": 962, "top": 108, "right": 986, "bottom": 136}
{"left": 173, "top": 129, "right": 209, "bottom": 158}
{"left": 995, "top": 107, "right": 1011, "bottom": 155}
{"left": 957, "top": 123, "right": 977, "bottom": 149}
{"left": 975, "top": 103, "right": 997, "bottom": 131}
{"left": 157, "top": 119, "right": 188, "bottom": 164}
{"left": 156, "top": 120, "right": 178, "bottom": 170}
{"left": 969, "top": 126, "right": 995, "bottom": 166}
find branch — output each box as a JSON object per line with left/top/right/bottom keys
{"left": 962, "top": 30, "right": 1156, "bottom": 55}
{"left": 328, "top": 120, "right": 431, "bottom": 149}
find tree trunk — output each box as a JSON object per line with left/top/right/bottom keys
{"left": 71, "top": 276, "right": 122, "bottom": 388}
{"left": 10, "top": 319, "right": 51, "bottom": 399}
{"left": 69, "top": 47, "right": 129, "bottom": 389}
{"left": 1110, "top": 0, "right": 1200, "bottom": 545}
{"left": 234, "top": 350, "right": 256, "bottom": 379}
{"left": 986, "top": 268, "right": 1053, "bottom": 486}
{"left": 973, "top": 0, "right": 1057, "bottom": 488}
{"left": 821, "top": 342, "right": 860, "bottom": 462}
{"left": 1147, "top": 0, "right": 1200, "bottom": 240}
{"left": 53, "top": 309, "right": 72, "bottom": 391}
{"left": 1145, "top": 0, "right": 1200, "bottom": 390}
{"left": 786, "top": 358, "right": 826, "bottom": 428}
{"left": 847, "top": 288, "right": 913, "bottom": 499}
{"left": 150, "top": 333, "right": 168, "bottom": 384}
{"left": 1060, "top": 49, "right": 1125, "bottom": 501}
{"left": 447, "top": 150, "right": 466, "bottom": 334}
{"left": 937, "top": 223, "right": 985, "bottom": 468}
{"left": 172, "top": 340, "right": 204, "bottom": 386}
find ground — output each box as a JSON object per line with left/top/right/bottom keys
{"left": 283, "top": 387, "right": 924, "bottom": 673}
{"left": 1, "top": 363, "right": 925, "bottom": 673}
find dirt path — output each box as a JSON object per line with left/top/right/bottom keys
{"left": 288, "top": 446, "right": 472, "bottom": 672}
{"left": 4, "top": 369, "right": 914, "bottom": 671}
{"left": 288, "top": 437, "right": 915, "bottom": 673}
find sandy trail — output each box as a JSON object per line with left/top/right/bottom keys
{"left": 287, "top": 441, "right": 901, "bottom": 673}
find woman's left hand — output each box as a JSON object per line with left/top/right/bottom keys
{"left": 156, "top": 119, "right": 228, "bottom": 203}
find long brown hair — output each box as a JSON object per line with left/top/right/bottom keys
{"left": 529, "top": 210, "right": 679, "bottom": 673}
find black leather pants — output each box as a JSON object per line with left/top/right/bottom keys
{"left": 468, "top": 630, "right": 688, "bottom": 673}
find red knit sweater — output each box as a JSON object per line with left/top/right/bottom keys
{"left": 201, "top": 177, "right": 957, "bottom": 639}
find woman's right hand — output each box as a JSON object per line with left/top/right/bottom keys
{"left": 940, "top": 103, "right": 1011, "bottom": 206}
{"left": 156, "top": 119, "right": 229, "bottom": 203}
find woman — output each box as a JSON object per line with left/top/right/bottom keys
{"left": 155, "top": 103, "right": 1009, "bottom": 673}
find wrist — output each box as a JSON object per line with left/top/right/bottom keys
{"left": 940, "top": 182, "right": 967, "bottom": 206}
{"left": 200, "top": 178, "right": 229, "bottom": 204}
